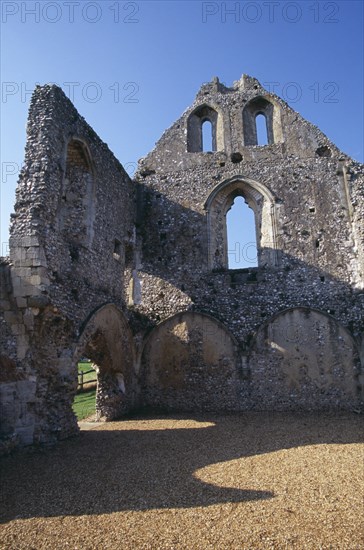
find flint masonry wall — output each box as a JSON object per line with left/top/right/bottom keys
{"left": 1, "top": 85, "right": 136, "bottom": 449}
{"left": 134, "top": 75, "right": 364, "bottom": 411}
{"left": 0, "top": 75, "right": 363, "bottom": 451}
{"left": 10, "top": 85, "right": 135, "bottom": 321}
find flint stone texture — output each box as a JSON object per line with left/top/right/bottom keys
{"left": 0, "top": 74, "right": 363, "bottom": 451}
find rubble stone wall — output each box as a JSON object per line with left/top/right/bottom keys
{"left": 1, "top": 86, "right": 136, "bottom": 448}
{"left": 133, "top": 75, "right": 363, "bottom": 411}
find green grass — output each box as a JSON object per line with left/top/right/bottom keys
{"left": 72, "top": 389, "right": 96, "bottom": 420}
{"left": 78, "top": 361, "right": 97, "bottom": 385}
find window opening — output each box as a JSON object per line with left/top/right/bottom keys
{"left": 256, "top": 113, "right": 268, "bottom": 145}
{"left": 60, "top": 140, "right": 95, "bottom": 247}
{"left": 227, "top": 196, "right": 258, "bottom": 269}
{"left": 202, "top": 119, "right": 213, "bottom": 152}
{"left": 187, "top": 105, "right": 220, "bottom": 152}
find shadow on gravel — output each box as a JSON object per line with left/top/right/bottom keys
{"left": 0, "top": 412, "right": 362, "bottom": 522}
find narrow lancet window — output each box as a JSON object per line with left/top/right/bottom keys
{"left": 256, "top": 113, "right": 268, "bottom": 145}
{"left": 187, "top": 105, "right": 221, "bottom": 152}
{"left": 202, "top": 120, "right": 213, "bottom": 152}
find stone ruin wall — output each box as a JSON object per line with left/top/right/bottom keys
{"left": 1, "top": 75, "right": 363, "bottom": 452}
{"left": 1, "top": 85, "right": 136, "bottom": 449}
{"left": 134, "top": 74, "right": 364, "bottom": 411}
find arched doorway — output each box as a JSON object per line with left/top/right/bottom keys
{"left": 74, "top": 304, "right": 137, "bottom": 420}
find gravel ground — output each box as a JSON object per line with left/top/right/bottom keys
{"left": 0, "top": 412, "right": 363, "bottom": 549}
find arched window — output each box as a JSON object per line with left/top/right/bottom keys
{"left": 205, "top": 176, "right": 279, "bottom": 270}
{"left": 227, "top": 196, "right": 258, "bottom": 269}
{"left": 202, "top": 119, "right": 213, "bottom": 152}
{"left": 187, "top": 104, "right": 223, "bottom": 152}
{"left": 58, "top": 139, "right": 95, "bottom": 247}
{"left": 242, "top": 96, "right": 283, "bottom": 146}
{"left": 255, "top": 113, "right": 269, "bottom": 146}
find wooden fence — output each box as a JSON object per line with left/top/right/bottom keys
{"left": 77, "top": 369, "right": 97, "bottom": 392}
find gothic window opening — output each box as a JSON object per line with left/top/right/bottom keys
{"left": 255, "top": 113, "right": 269, "bottom": 146}
{"left": 202, "top": 119, "right": 213, "bottom": 152}
{"left": 242, "top": 96, "right": 283, "bottom": 146}
{"left": 227, "top": 196, "right": 258, "bottom": 269}
{"left": 187, "top": 104, "right": 223, "bottom": 152}
{"left": 206, "top": 176, "right": 279, "bottom": 271}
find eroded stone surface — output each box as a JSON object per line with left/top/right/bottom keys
{"left": 0, "top": 75, "right": 363, "bottom": 450}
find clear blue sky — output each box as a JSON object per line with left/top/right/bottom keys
{"left": 1, "top": 0, "right": 363, "bottom": 264}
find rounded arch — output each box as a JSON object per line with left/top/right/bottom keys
{"left": 205, "top": 175, "right": 279, "bottom": 269}
{"left": 248, "top": 306, "right": 362, "bottom": 410}
{"left": 140, "top": 310, "right": 241, "bottom": 411}
{"left": 187, "top": 103, "right": 225, "bottom": 153}
{"left": 242, "top": 95, "right": 283, "bottom": 146}
{"left": 74, "top": 303, "right": 137, "bottom": 419}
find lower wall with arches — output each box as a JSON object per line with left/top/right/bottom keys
{"left": 1, "top": 302, "right": 362, "bottom": 453}
{"left": 139, "top": 308, "right": 362, "bottom": 413}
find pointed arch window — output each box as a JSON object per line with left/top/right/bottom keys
{"left": 205, "top": 177, "right": 279, "bottom": 270}
{"left": 187, "top": 104, "right": 224, "bottom": 152}
{"left": 255, "top": 113, "right": 269, "bottom": 146}
{"left": 242, "top": 96, "right": 283, "bottom": 146}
